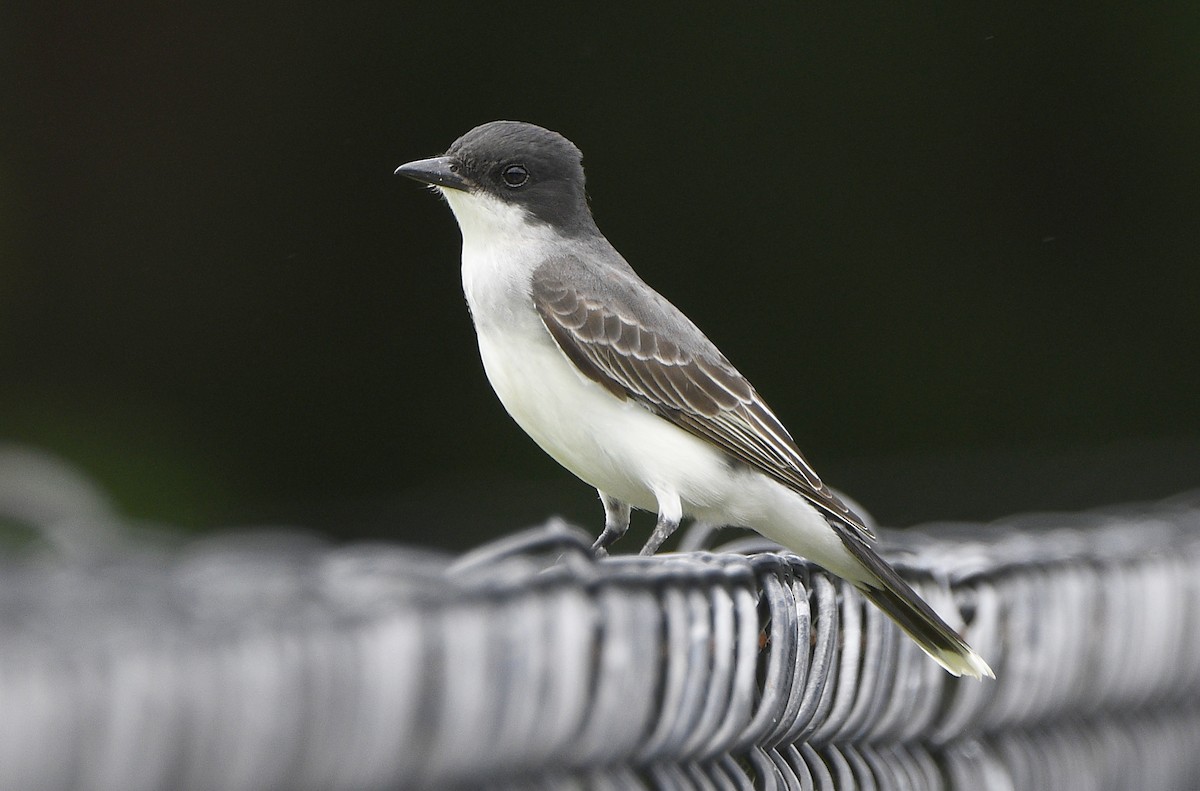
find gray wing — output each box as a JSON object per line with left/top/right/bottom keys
{"left": 531, "top": 260, "right": 874, "bottom": 542}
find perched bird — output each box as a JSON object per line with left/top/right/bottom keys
{"left": 395, "top": 121, "right": 992, "bottom": 679}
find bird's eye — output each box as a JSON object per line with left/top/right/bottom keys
{"left": 501, "top": 164, "right": 529, "bottom": 188}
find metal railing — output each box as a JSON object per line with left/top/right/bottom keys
{"left": 2, "top": 444, "right": 1198, "bottom": 790}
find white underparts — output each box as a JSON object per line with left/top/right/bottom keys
{"left": 440, "top": 185, "right": 856, "bottom": 577}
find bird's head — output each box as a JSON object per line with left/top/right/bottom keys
{"left": 395, "top": 121, "right": 597, "bottom": 239}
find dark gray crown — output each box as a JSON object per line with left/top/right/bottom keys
{"left": 447, "top": 121, "right": 596, "bottom": 234}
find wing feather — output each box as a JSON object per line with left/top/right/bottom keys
{"left": 532, "top": 266, "right": 872, "bottom": 540}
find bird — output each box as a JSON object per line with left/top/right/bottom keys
{"left": 395, "top": 121, "right": 992, "bottom": 679}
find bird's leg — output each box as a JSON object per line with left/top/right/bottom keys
{"left": 640, "top": 491, "right": 682, "bottom": 556}
{"left": 592, "top": 491, "right": 631, "bottom": 557}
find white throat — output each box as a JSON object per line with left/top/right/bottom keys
{"left": 440, "top": 187, "right": 560, "bottom": 334}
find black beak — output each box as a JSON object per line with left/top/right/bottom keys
{"left": 394, "top": 156, "right": 470, "bottom": 191}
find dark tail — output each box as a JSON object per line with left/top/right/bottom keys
{"left": 841, "top": 530, "right": 993, "bottom": 679}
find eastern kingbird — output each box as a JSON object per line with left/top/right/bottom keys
{"left": 395, "top": 121, "right": 992, "bottom": 679}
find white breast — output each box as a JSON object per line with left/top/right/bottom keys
{"left": 431, "top": 185, "right": 852, "bottom": 584}
{"left": 439, "top": 185, "right": 818, "bottom": 534}
{"left": 442, "top": 189, "right": 703, "bottom": 508}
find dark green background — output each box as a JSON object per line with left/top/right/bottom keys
{"left": 4, "top": 5, "right": 1198, "bottom": 548}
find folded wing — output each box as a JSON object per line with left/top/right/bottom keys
{"left": 532, "top": 261, "right": 874, "bottom": 542}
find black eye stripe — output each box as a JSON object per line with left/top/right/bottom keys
{"left": 502, "top": 164, "right": 529, "bottom": 188}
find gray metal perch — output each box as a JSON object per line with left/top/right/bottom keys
{"left": 1, "top": 446, "right": 1199, "bottom": 790}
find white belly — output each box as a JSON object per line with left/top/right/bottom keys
{"left": 475, "top": 324, "right": 851, "bottom": 570}
{"left": 475, "top": 324, "right": 732, "bottom": 514}
{"left": 446, "top": 194, "right": 844, "bottom": 568}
